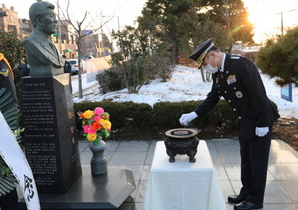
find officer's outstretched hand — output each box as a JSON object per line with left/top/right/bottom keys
{"left": 179, "top": 112, "right": 198, "bottom": 125}
{"left": 255, "top": 127, "right": 269, "bottom": 137}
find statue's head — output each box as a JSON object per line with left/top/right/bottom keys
{"left": 29, "top": 1, "right": 57, "bottom": 36}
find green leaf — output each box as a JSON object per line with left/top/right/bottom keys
{"left": 0, "top": 88, "right": 21, "bottom": 195}
{"left": 0, "top": 94, "right": 14, "bottom": 109}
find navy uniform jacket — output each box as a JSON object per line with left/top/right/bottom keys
{"left": 194, "top": 54, "right": 280, "bottom": 140}
{"left": 0, "top": 54, "right": 17, "bottom": 101}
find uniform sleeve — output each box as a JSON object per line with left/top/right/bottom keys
{"left": 194, "top": 74, "right": 221, "bottom": 119}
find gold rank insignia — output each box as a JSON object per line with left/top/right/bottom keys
{"left": 227, "top": 75, "right": 237, "bottom": 85}
{"left": 0, "top": 53, "right": 11, "bottom": 77}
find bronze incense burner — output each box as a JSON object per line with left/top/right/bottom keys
{"left": 164, "top": 128, "right": 199, "bottom": 162}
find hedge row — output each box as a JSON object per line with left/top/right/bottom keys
{"left": 74, "top": 100, "right": 238, "bottom": 132}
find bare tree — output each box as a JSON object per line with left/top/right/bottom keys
{"left": 56, "top": 0, "right": 113, "bottom": 98}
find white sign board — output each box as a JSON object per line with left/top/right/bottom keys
{"left": 86, "top": 55, "right": 112, "bottom": 83}
{"left": 281, "top": 83, "right": 293, "bottom": 102}
{"left": 0, "top": 112, "right": 40, "bottom": 210}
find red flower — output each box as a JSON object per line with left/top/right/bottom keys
{"left": 92, "top": 121, "right": 102, "bottom": 130}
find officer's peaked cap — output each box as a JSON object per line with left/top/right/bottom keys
{"left": 189, "top": 38, "right": 215, "bottom": 68}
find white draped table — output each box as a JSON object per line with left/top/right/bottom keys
{"left": 143, "top": 140, "right": 226, "bottom": 210}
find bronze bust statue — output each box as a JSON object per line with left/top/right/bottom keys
{"left": 21, "top": 1, "right": 64, "bottom": 77}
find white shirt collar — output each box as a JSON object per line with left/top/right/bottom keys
{"left": 220, "top": 53, "right": 226, "bottom": 72}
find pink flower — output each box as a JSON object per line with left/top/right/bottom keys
{"left": 83, "top": 124, "right": 97, "bottom": 134}
{"left": 93, "top": 115, "right": 101, "bottom": 121}
{"left": 94, "top": 107, "right": 104, "bottom": 115}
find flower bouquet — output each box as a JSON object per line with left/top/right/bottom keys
{"left": 78, "top": 107, "right": 112, "bottom": 145}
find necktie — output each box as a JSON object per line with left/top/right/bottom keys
{"left": 218, "top": 69, "right": 223, "bottom": 79}
{"left": 49, "top": 42, "right": 55, "bottom": 50}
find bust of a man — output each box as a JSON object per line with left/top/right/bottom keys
{"left": 21, "top": 1, "right": 64, "bottom": 77}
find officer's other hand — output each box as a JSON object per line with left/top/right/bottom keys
{"left": 255, "top": 127, "right": 269, "bottom": 137}
{"left": 179, "top": 112, "right": 198, "bottom": 125}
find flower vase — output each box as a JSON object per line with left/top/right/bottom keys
{"left": 89, "top": 139, "right": 107, "bottom": 175}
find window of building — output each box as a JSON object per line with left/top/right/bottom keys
{"left": 8, "top": 25, "right": 17, "bottom": 33}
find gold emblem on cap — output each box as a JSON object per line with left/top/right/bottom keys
{"left": 197, "top": 51, "right": 208, "bottom": 68}
{"left": 196, "top": 43, "right": 214, "bottom": 68}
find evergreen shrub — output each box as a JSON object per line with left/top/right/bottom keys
{"left": 152, "top": 100, "right": 237, "bottom": 130}
{"left": 96, "top": 67, "right": 124, "bottom": 94}
{"left": 153, "top": 101, "right": 201, "bottom": 128}
{"left": 74, "top": 100, "right": 239, "bottom": 133}
{"left": 74, "top": 101, "right": 153, "bottom": 131}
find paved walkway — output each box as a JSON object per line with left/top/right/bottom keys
{"left": 79, "top": 139, "right": 298, "bottom": 210}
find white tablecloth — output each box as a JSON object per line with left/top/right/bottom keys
{"left": 143, "top": 140, "right": 226, "bottom": 210}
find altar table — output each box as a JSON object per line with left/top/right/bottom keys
{"left": 143, "top": 140, "right": 226, "bottom": 210}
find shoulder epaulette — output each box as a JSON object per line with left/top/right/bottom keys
{"left": 231, "top": 56, "right": 240, "bottom": 60}
{"left": 231, "top": 56, "right": 240, "bottom": 59}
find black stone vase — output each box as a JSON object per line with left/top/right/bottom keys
{"left": 89, "top": 139, "right": 108, "bottom": 174}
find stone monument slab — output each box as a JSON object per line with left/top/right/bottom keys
{"left": 20, "top": 74, "right": 82, "bottom": 193}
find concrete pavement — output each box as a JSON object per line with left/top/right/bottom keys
{"left": 78, "top": 138, "right": 298, "bottom": 210}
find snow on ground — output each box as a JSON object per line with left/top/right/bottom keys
{"left": 72, "top": 65, "right": 298, "bottom": 119}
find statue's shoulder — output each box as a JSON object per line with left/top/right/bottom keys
{"left": 21, "top": 35, "right": 37, "bottom": 48}
{"left": 21, "top": 32, "right": 44, "bottom": 49}
{"left": 22, "top": 35, "right": 32, "bottom": 42}
{"left": 22, "top": 30, "right": 43, "bottom": 43}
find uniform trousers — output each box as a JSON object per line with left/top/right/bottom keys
{"left": 238, "top": 127, "right": 272, "bottom": 205}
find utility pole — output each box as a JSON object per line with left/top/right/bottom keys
{"left": 280, "top": 11, "right": 284, "bottom": 36}
{"left": 100, "top": 12, "right": 104, "bottom": 57}
{"left": 57, "top": 0, "right": 62, "bottom": 54}
{"left": 277, "top": 8, "right": 298, "bottom": 36}
{"left": 117, "top": 16, "right": 120, "bottom": 32}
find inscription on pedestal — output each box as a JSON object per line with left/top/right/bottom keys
{"left": 21, "top": 75, "right": 82, "bottom": 193}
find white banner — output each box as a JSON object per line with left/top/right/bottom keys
{"left": 0, "top": 112, "right": 40, "bottom": 210}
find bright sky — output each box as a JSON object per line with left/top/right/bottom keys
{"left": 244, "top": 0, "right": 298, "bottom": 43}
{"left": 1, "top": 0, "right": 147, "bottom": 35}
{"left": 1, "top": 0, "right": 298, "bottom": 44}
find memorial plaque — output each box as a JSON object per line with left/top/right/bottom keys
{"left": 20, "top": 74, "right": 82, "bottom": 193}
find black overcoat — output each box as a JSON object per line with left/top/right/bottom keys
{"left": 194, "top": 54, "right": 280, "bottom": 140}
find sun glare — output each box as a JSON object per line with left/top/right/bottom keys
{"left": 244, "top": 0, "right": 298, "bottom": 43}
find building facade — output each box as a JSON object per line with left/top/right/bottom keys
{"left": 0, "top": 4, "right": 105, "bottom": 60}
{"left": 0, "top": 4, "right": 19, "bottom": 36}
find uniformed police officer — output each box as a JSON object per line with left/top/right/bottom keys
{"left": 180, "top": 38, "right": 280, "bottom": 210}
{"left": 0, "top": 53, "right": 19, "bottom": 209}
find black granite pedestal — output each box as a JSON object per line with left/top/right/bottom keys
{"left": 18, "top": 166, "right": 136, "bottom": 210}
{"left": 20, "top": 74, "right": 82, "bottom": 193}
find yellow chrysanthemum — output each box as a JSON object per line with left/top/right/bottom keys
{"left": 87, "top": 133, "right": 97, "bottom": 141}
{"left": 98, "top": 118, "right": 105, "bottom": 124}
{"left": 83, "top": 110, "right": 94, "bottom": 119}
{"left": 102, "top": 120, "right": 111, "bottom": 130}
